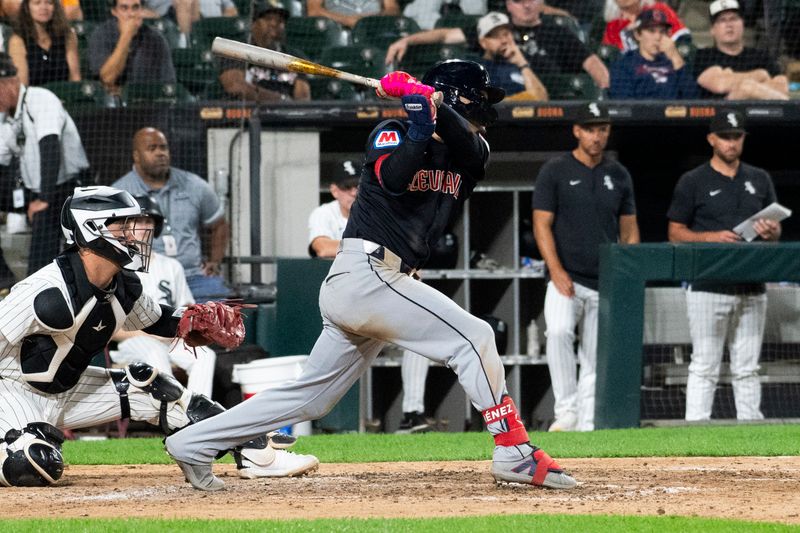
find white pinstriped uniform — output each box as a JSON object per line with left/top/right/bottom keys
{"left": 308, "top": 200, "right": 429, "bottom": 414}
{"left": 0, "top": 262, "right": 192, "bottom": 436}
{"left": 110, "top": 253, "right": 216, "bottom": 397}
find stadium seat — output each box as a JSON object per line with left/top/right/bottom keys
{"left": 539, "top": 73, "right": 601, "bottom": 100}
{"left": 71, "top": 20, "right": 96, "bottom": 78}
{"left": 541, "top": 14, "right": 586, "bottom": 43}
{"left": 352, "top": 15, "right": 420, "bottom": 49}
{"left": 308, "top": 77, "right": 357, "bottom": 100}
{"left": 43, "top": 80, "right": 109, "bottom": 107}
{"left": 398, "top": 43, "right": 468, "bottom": 78}
{"left": 191, "top": 17, "right": 249, "bottom": 50}
{"left": 596, "top": 43, "right": 620, "bottom": 66}
{"left": 172, "top": 48, "right": 220, "bottom": 98}
{"left": 434, "top": 13, "right": 480, "bottom": 33}
{"left": 319, "top": 45, "right": 389, "bottom": 79}
{"left": 587, "top": 14, "right": 606, "bottom": 48}
{"left": 285, "top": 16, "right": 347, "bottom": 61}
{"left": 121, "top": 82, "right": 196, "bottom": 105}
{"left": 677, "top": 40, "right": 696, "bottom": 66}
{"left": 145, "top": 17, "right": 183, "bottom": 49}
{"left": 81, "top": 0, "right": 110, "bottom": 22}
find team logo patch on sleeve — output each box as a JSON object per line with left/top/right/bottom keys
{"left": 374, "top": 130, "right": 401, "bottom": 148}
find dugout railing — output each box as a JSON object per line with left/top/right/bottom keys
{"left": 596, "top": 242, "right": 800, "bottom": 429}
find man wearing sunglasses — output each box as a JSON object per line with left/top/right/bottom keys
{"left": 667, "top": 110, "right": 780, "bottom": 422}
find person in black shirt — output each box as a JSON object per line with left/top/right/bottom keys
{"left": 218, "top": 0, "right": 310, "bottom": 102}
{"left": 667, "top": 110, "right": 780, "bottom": 422}
{"left": 165, "top": 60, "right": 577, "bottom": 492}
{"left": 384, "top": 0, "right": 609, "bottom": 90}
{"left": 532, "top": 102, "right": 639, "bottom": 432}
{"left": 694, "top": 0, "right": 788, "bottom": 100}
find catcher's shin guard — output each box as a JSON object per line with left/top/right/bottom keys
{"left": 0, "top": 423, "right": 65, "bottom": 487}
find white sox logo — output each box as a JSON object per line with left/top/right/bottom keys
{"left": 342, "top": 160, "right": 356, "bottom": 176}
{"left": 589, "top": 103, "right": 601, "bottom": 117}
{"left": 726, "top": 112, "right": 738, "bottom": 128}
{"left": 408, "top": 169, "right": 462, "bottom": 198}
{"left": 604, "top": 175, "right": 614, "bottom": 190}
{"left": 744, "top": 181, "right": 756, "bottom": 194}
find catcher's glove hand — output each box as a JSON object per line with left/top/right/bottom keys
{"left": 175, "top": 300, "right": 254, "bottom": 350}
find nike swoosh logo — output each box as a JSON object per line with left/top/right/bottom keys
{"left": 709, "top": 190, "right": 722, "bottom": 196}
{"left": 92, "top": 321, "right": 106, "bottom": 332}
{"left": 569, "top": 180, "right": 581, "bottom": 186}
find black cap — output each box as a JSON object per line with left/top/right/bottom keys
{"left": 252, "top": 0, "right": 288, "bottom": 21}
{"left": 574, "top": 102, "right": 610, "bottom": 125}
{"left": 0, "top": 52, "right": 18, "bottom": 78}
{"left": 633, "top": 8, "right": 673, "bottom": 31}
{"left": 710, "top": 109, "right": 746, "bottom": 134}
{"left": 331, "top": 160, "right": 361, "bottom": 189}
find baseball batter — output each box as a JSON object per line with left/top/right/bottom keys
{"left": 667, "top": 110, "right": 779, "bottom": 421}
{"left": 533, "top": 103, "right": 639, "bottom": 432}
{"left": 110, "top": 196, "right": 216, "bottom": 398}
{"left": 0, "top": 186, "right": 317, "bottom": 488}
{"left": 166, "top": 60, "right": 577, "bottom": 491}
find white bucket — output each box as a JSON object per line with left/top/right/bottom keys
{"left": 231, "top": 355, "right": 312, "bottom": 436}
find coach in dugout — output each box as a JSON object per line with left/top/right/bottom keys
{"left": 667, "top": 110, "right": 780, "bottom": 422}
{"left": 218, "top": 0, "right": 310, "bottom": 103}
{"left": 532, "top": 102, "right": 639, "bottom": 432}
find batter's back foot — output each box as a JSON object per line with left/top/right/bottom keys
{"left": 492, "top": 444, "right": 577, "bottom": 489}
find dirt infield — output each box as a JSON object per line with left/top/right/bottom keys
{"left": 4, "top": 457, "right": 799, "bottom": 524}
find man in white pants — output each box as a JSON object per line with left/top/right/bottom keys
{"left": 533, "top": 102, "right": 640, "bottom": 432}
{"left": 667, "top": 110, "right": 780, "bottom": 421}
{"left": 109, "top": 196, "right": 216, "bottom": 398}
{"left": 308, "top": 160, "right": 431, "bottom": 433}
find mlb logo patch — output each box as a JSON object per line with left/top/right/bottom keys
{"left": 374, "top": 130, "right": 401, "bottom": 148}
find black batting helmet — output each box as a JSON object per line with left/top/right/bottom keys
{"left": 422, "top": 60, "right": 505, "bottom": 127}
{"left": 133, "top": 195, "right": 165, "bottom": 238}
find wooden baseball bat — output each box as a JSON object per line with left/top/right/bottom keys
{"left": 211, "top": 37, "right": 381, "bottom": 90}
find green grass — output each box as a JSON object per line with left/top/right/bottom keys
{"left": 63, "top": 424, "right": 800, "bottom": 465}
{"left": 3, "top": 515, "right": 798, "bottom": 532}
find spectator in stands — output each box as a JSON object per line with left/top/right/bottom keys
{"left": 88, "top": 0, "right": 175, "bottom": 93}
{"left": 608, "top": 9, "right": 698, "bottom": 99}
{"left": 694, "top": 0, "right": 788, "bottom": 101}
{"left": 112, "top": 127, "right": 232, "bottom": 301}
{"left": 61, "top": 0, "right": 82, "bottom": 21}
{"left": 476, "top": 11, "right": 547, "bottom": 100}
{"left": 0, "top": 51, "right": 90, "bottom": 274}
{"left": 307, "top": 0, "right": 400, "bottom": 29}
{"left": 602, "top": 0, "right": 689, "bottom": 53}
{"left": 218, "top": 0, "right": 310, "bottom": 102}
{"left": 667, "top": 110, "right": 779, "bottom": 422}
{"left": 0, "top": 0, "right": 19, "bottom": 17}
{"left": 7, "top": 0, "right": 80, "bottom": 86}
{"left": 110, "top": 195, "right": 217, "bottom": 398}
{"left": 307, "top": 159, "right": 432, "bottom": 434}
{"left": 402, "top": 0, "right": 487, "bottom": 31}
{"left": 385, "top": 0, "right": 609, "bottom": 91}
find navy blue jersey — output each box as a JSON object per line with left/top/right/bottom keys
{"left": 343, "top": 104, "right": 489, "bottom": 269}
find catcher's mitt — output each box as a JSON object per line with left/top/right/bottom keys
{"left": 175, "top": 300, "right": 253, "bottom": 349}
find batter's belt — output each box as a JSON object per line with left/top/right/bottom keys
{"left": 339, "top": 238, "right": 417, "bottom": 276}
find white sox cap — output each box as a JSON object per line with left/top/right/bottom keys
{"left": 709, "top": 0, "right": 741, "bottom": 21}
{"left": 477, "top": 12, "right": 512, "bottom": 39}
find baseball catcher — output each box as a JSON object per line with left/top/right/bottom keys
{"left": 0, "top": 186, "right": 317, "bottom": 488}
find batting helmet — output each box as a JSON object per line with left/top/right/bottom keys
{"left": 421, "top": 60, "right": 505, "bottom": 127}
{"left": 60, "top": 186, "right": 154, "bottom": 272}
{"left": 133, "top": 195, "right": 165, "bottom": 239}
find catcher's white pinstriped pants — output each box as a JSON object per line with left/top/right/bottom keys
{"left": 166, "top": 238, "right": 513, "bottom": 464}
{"left": 0, "top": 366, "right": 193, "bottom": 435}
{"left": 685, "top": 289, "right": 766, "bottom": 421}
{"left": 544, "top": 281, "right": 598, "bottom": 432}
{"left": 401, "top": 350, "right": 429, "bottom": 414}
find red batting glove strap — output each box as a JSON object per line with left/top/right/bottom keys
{"left": 482, "top": 395, "right": 530, "bottom": 447}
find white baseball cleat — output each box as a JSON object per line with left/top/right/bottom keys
{"left": 547, "top": 413, "right": 577, "bottom": 432}
{"left": 491, "top": 444, "right": 577, "bottom": 489}
{"left": 238, "top": 449, "right": 320, "bottom": 479}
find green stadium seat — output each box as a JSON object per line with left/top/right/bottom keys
{"left": 121, "top": 82, "right": 196, "bottom": 105}
{"left": 541, "top": 14, "right": 586, "bottom": 43}
{"left": 587, "top": 14, "right": 606, "bottom": 48}
{"left": 398, "top": 43, "right": 468, "bottom": 79}
{"left": 540, "top": 73, "right": 601, "bottom": 100}
{"left": 172, "top": 47, "right": 220, "bottom": 97}
{"left": 145, "top": 17, "right": 183, "bottom": 49}
{"left": 319, "top": 45, "right": 389, "bottom": 79}
{"left": 308, "top": 77, "right": 357, "bottom": 100}
{"left": 677, "top": 40, "right": 696, "bottom": 66}
{"left": 81, "top": 0, "right": 110, "bottom": 22}
{"left": 596, "top": 43, "right": 620, "bottom": 66}
{"left": 191, "top": 16, "right": 249, "bottom": 50}
{"left": 351, "top": 15, "right": 420, "bottom": 49}
{"left": 43, "top": 80, "right": 109, "bottom": 106}
{"left": 434, "top": 13, "right": 480, "bottom": 33}
{"left": 285, "top": 16, "right": 347, "bottom": 61}
{"left": 71, "top": 20, "right": 96, "bottom": 78}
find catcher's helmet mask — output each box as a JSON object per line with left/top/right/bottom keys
{"left": 61, "top": 186, "right": 155, "bottom": 273}
{"left": 422, "top": 59, "right": 505, "bottom": 127}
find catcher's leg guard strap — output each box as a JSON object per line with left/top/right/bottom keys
{"left": 234, "top": 435, "right": 275, "bottom": 469}
{"left": 109, "top": 369, "right": 131, "bottom": 420}
{"left": 482, "top": 395, "right": 529, "bottom": 447}
{"left": 0, "top": 423, "right": 65, "bottom": 487}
